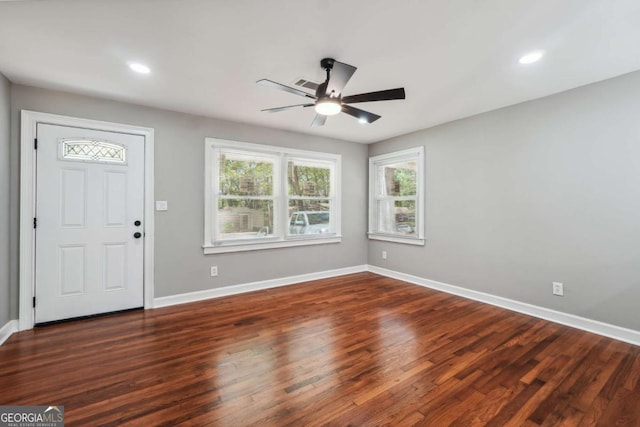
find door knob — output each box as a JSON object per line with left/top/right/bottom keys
{"left": 133, "top": 232, "right": 142, "bottom": 239}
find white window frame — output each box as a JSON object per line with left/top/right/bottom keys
{"left": 368, "top": 146, "right": 425, "bottom": 245}
{"left": 204, "top": 138, "right": 341, "bottom": 254}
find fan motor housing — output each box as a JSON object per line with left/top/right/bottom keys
{"left": 320, "top": 58, "right": 335, "bottom": 70}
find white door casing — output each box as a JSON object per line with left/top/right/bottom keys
{"left": 19, "top": 111, "right": 155, "bottom": 330}
{"left": 35, "top": 124, "right": 144, "bottom": 323}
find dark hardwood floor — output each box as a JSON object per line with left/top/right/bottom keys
{"left": 1, "top": 272, "right": 639, "bottom": 426}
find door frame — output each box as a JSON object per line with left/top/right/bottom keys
{"left": 19, "top": 110, "right": 155, "bottom": 330}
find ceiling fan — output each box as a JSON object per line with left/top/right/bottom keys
{"left": 257, "top": 58, "right": 405, "bottom": 127}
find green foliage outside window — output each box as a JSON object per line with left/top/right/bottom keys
{"left": 384, "top": 162, "right": 416, "bottom": 196}
{"left": 219, "top": 157, "right": 273, "bottom": 197}
{"left": 288, "top": 162, "right": 331, "bottom": 212}
{"left": 288, "top": 163, "right": 330, "bottom": 197}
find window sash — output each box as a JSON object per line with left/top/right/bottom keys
{"left": 286, "top": 156, "right": 336, "bottom": 236}
{"left": 213, "top": 147, "right": 280, "bottom": 242}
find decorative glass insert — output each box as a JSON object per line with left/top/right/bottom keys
{"left": 60, "top": 139, "right": 126, "bottom": 164}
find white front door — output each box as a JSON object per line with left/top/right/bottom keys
{"left": 35, "top": 123, "right": 145, "bottom": 323}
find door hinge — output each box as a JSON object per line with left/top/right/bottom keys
{"left": 33, "top": 297, "right": 36, "bottom": 308}
{"left": 33, "top": 217, "right": 37, "bottom": 229}
{"left": 34, "top": 138, "right": 38, "bottom": 149}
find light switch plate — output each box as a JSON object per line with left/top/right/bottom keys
{"left": 155, "top": 200, "right": 168, "bottom": 211}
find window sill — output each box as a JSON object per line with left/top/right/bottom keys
{"left": 203, "top": 235, "right": 342, "bottom": 254}
{"left": 367, "top": 233, "right": 425, "bottom": 246}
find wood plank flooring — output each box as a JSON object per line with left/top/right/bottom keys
{"left": 1, "top": 272, "right": 639, "bottom": 426}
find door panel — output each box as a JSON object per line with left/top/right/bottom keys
{"left": 104, "top": 171, "right": 127, "bottom": 226}
{"left": 103, "top": 243, "right": 127, "bottom": 291}
{"left": 59, "top": 245, "right": 86, "bottom": 295}
{"left": 35, "top": 124, "right": 144, "bottom": 323}
{"left": 60, "top": 168, "right": 87, "bottom": 227}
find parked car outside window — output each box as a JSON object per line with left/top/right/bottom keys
{"left": 289, "top": 211, "right": 330, "bottom": 234}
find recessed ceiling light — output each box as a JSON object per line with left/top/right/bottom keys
{"left": 519, "top": 50, "right": 545, "bottom": 65}
{"left": 128, "top": 62, "right": 151, "bottom": 74}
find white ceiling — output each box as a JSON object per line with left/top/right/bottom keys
{"left": 1, "top": 0, "right": 640, "bottom": 144}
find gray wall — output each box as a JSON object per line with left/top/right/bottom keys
{"left": 8, "top": 84, "right": 368, "bottom": 315}
{"left": 6, "top": 70, "right": 640, "bottom": 334}
{"left": 369, "top": 70, "right": 640, "bottom": 331}
{"left": 0, "top": 73, "right": 10, "bottom": 326}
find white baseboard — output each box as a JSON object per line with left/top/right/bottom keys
{"left": 0, "top": 320, "right": 18, "bottom": 347}
{"left": 154, "top": 265, "right": 368, "bottom": 308}
{"left": 367, "top": 265, "right": 640, "bottom": 347}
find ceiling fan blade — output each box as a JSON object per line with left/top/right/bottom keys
{"left": 342, "top": 88, "right": 406, "bottom": 104}
{"left": 257, "top": 79, "right": 316, "bottom": 99}
{"left": 325, "top": 60, "right": 357, "bottom": 96}
{"left": 311, "top": 114, "right": 327, "bottom": 127}
{"left": 341, "top": 105, "right": 381, "bottom": 123}
{"left": 294, "top": 79, "right": 320, "bottom": 91}
{"left": 261, "top": 104, "right": 314, "bottom": 113}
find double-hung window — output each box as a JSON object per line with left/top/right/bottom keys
{"left": 204, "top": 139, "right": 341, "bottom": 253}
{"left": 287, "top": 157, "right": 334, "bottom": 237}
{"left": 368, "top": 147, "right": 424, "bottom": 245}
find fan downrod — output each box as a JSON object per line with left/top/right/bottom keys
{"left": 318, "top": 58, "right": 336, "bottom": 97}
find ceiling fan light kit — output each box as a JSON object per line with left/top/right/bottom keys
{"left": 314, "top": 98, "right": 341, "bottom": 115}
{"left": 258, "top": 58, "right": 405, "bottom": 127}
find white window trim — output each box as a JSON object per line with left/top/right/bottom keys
{"left": 204, "top": 138, "right": 341, "bottom": 254}
{"left": 368, "top": 146, "right": 425, "bottom": 245}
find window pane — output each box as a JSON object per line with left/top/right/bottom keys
{"left": 378, "top": 161, "right": 416, "bottom": 196}
{"left": 219, "top": 152, "right": 273, "bottom": 196}
{"left": 217, "top": 199, "right": 274, "bottom": 239}
{"left": 288, "top": 159, "right": 331, "bottom": 197}
{"left": 288, "top": 200, "right": 331, "bottom": 235}
{"left": 377, "top": 200, "right": 416, "bottom": 235}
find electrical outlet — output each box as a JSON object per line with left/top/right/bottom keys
{"left": 552, "top": 282, "right": 564, "bottom": 296}
{"left": 211, "top": 266, "right": 218, "bottom": 277}
{"left": 382, "top": 251, "right": 387, "bottom": 260}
